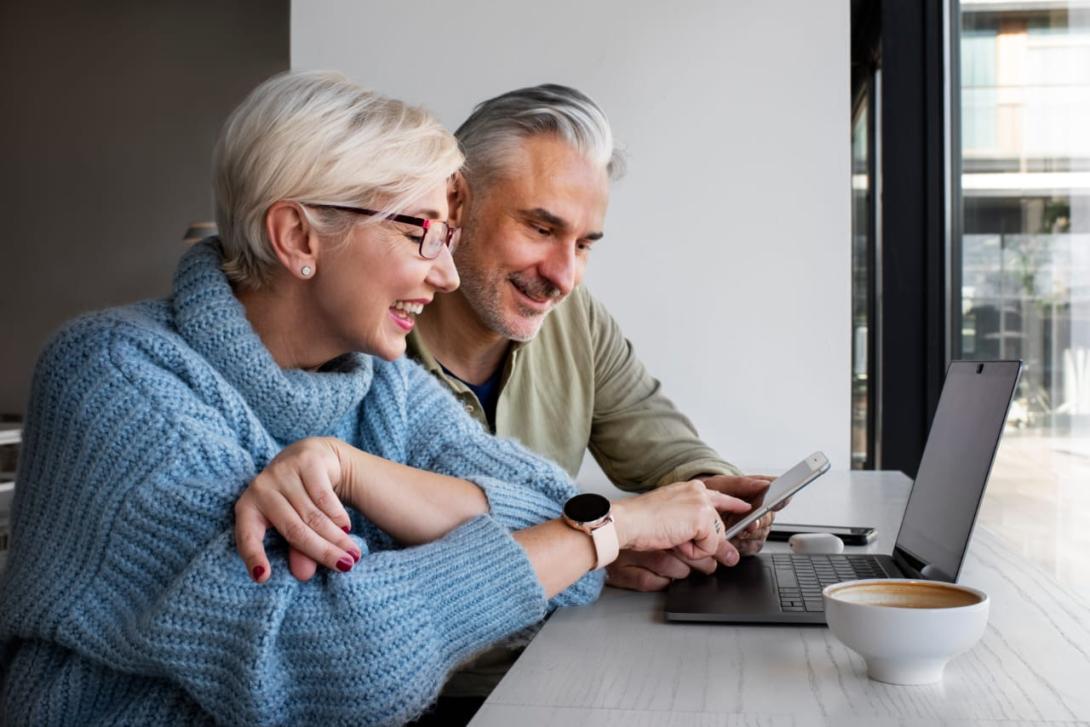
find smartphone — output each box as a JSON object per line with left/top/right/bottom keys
{"left": 722, "top": 452, "right": 830, "bottom": 540}
{"left": 767, "top": 523, "right": 877, "bottom": 545}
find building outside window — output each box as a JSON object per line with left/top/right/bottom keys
{"left": 851, "top": 98, "right": 873, "bottom": 469}
{"left": 956, "top": 0, "right": 1090, "bottom": 589}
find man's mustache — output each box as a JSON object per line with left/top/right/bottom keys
{"left": 509, "top": 273, "right": 562, "bottom": 301}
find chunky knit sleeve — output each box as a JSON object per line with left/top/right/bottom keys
{"left": 0, "top": 321, "right": 551, "bottom": 726}
{"left": 399, "top": 363, "right": 605, "bottom": 609}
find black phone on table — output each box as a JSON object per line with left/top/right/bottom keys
{"left": 767, "top": 523, "right": 876, "bottom": 545}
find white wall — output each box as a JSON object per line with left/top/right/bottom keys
{"left": 292, "top": 0, "right": 851, "bottom": 474}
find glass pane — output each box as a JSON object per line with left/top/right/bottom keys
{"left": 956, "top": 0, "right": 1090, "bottom": 599}
{"left": 851, "top": 98, "right": 871, "bottom": 469}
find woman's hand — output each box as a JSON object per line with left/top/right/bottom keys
{"left": 235, "top": 437, "right": 491, "bottom": 584}
{"left": 235, "top": 437, "right": 361, "bottom": 583}
{"left": 612, "top": 480, "right": 752, "bottom": 565}
{"left": 512, "top": 479, "right": 752, "bottom": 599}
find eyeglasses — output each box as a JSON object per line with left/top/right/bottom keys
{"left": 305, "top": 203, "right": 460, "bottom": 260}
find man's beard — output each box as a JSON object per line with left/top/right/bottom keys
{"left": 455, "top": 223, "right": 566, "bottom": 343}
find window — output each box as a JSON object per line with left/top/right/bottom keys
{"left": 851, "top": 95, "right": 874, "bottom": 469}
{"left": 955, "top": 0, "right": 1090, "bottom": 590}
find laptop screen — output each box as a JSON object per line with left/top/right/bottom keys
{"left": 893, "top": 360, "right": 1021, "bottom": 582}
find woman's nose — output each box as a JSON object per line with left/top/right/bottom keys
{"left": 426, "top": 245, "right": 460, "bottom": 293}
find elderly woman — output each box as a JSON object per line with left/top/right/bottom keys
{"left": 0, "top": 71, "right": 749, "bottom": 725}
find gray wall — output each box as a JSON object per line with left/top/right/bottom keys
{"left": 0, "top": 1, "right": 289, "bottom": 415}
{"left": 293, "top": 0, "right": 851, "bottom": 472}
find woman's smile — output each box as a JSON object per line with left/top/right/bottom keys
{"left": 389, "top": 298, "right": 429, "bottom": 331}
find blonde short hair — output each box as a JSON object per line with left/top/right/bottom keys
{"left": 213, "top": 70, "right": 463, "bottom": 288}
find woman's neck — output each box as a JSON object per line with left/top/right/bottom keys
{"left": 235, "top": 276, "right": 343, "bottom": 371}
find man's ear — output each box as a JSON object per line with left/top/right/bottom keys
{"left": 265, "top": 201, "right": 320, "bottom": 280}
{"left": 448, "top": 172, "right": 470, "bottom": 228}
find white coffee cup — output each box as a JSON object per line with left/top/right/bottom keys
{"left": 823, "top": 579, "right": 989, "bottom": 685}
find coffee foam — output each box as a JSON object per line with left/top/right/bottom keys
{"left": 829, "top": 582, "right": 982, "bottom": 609}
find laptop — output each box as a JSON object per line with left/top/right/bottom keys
{"left": 664, "top": 359, "right": 1022, "bottom": 624}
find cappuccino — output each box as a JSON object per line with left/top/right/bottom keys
{"left": 829, "top": 581, "right": 982, "bottom": 609}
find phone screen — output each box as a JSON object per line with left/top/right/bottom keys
{"left": 721, "top": 452, "right": 830, "bottom": 540}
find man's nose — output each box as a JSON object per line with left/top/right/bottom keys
{"left": 540, "top": 241, "right": 579, "bottom": 297}
{"left": 426, "top": 247, "right": 460, "bottom": 293}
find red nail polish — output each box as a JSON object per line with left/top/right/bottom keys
{"left": 251, "top": 565, "right": 265, "bottom": 581}
{"left": 336, "top": 557, "right": 353, "bottom": 572}
{"left": 342, "top": 525, "right": 351, "bottom": 533}
{"left": 350, "top": 549, "right": 361, "bottom": 563}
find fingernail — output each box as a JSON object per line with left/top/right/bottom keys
{"left": 350, "top": 549, "right": 361, "bottom": 563}
{"left": 251, "top": 565, "right": 265, "bottom": 581}
{"left": 342, "top": 525, "right": 351, "bottom": 533}
{"left": 336, "top": 557, "right": 353, "bottom": 573}
{"left": 727, "top": 552, "right": 739, "bottom": 565}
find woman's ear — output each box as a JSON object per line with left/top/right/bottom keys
{"left": 265, "top": 201, "right": 320, "bottom": 280}
{"left": 448, "top": 172, "right": 470, "bottom": 229}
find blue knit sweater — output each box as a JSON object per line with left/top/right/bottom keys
{"left": 0, "top": 241, "right": 603, "bottom": 726}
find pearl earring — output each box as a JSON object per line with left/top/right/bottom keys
{"left": 300, "top": 265, "right": 313, "bottom": 277}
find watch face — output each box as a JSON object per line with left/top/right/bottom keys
{"left": 564, "top": 493, "right": 610, "bottom": 523}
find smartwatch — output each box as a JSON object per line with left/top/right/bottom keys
{"left": 562, "top": 493, "right": 620, "bottom": 570}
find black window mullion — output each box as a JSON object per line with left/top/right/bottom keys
{"left": 877, "top": 0, "right": 951, "bottom": 478}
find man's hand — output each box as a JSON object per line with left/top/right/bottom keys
{"left": 604, "top": 474, "right": 784, "bottom": 591}
{"left": 731, "top": 510, "right": 776, "bottom": 555}
{"left": 700, "top": 474, "right": 780, "bottom": 556}
{"left": 605, "top": 548, "right": 718, "bottom": 592}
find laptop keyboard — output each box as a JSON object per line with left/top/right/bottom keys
{"left": 772, "top": 554, "right": 887, "bottom": 612}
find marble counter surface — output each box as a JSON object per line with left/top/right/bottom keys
{"left": 471, "top": 471, "right": 1090, "bottom": 726}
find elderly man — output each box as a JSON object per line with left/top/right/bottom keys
{"left": 411, "top": 84, "right": 775, "bottom": 592}
{"left": 403, "top": 84, "right": 780, "bottom": 724}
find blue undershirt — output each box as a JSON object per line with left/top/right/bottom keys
{"left": 441, "top": 364, "right": 503, "bottom": 430}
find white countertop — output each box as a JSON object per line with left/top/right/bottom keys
{"left": 470, "top": 470, "right": 1090, "bottom": 726}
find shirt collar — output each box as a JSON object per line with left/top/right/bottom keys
{"left": 406, "top": 328, "right": 527, "bottom": 391}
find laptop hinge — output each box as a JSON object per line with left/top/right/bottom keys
{"left": 891, "top": 546, "right": 927, "bottom": 580}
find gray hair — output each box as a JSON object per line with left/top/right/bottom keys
{"left": 454, "top": 83, "right": 625, "bottom": 190}
{"left": 213, "top": 70, "right": 463, "bottom": 289}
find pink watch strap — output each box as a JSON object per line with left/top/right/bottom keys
{"left": 589, "top": 516, "right": 620, "bottom": 570}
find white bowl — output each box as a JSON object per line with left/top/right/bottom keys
{"left": 823, "top": 579, "right": 989, "bottom": 685}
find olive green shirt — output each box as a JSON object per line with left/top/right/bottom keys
{"left": 407, "top": 285, "right": 741, "bottom": 491}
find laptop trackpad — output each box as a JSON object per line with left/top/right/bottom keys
{"left": 664, "top": 555, "right": 781, "bottom": 622}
